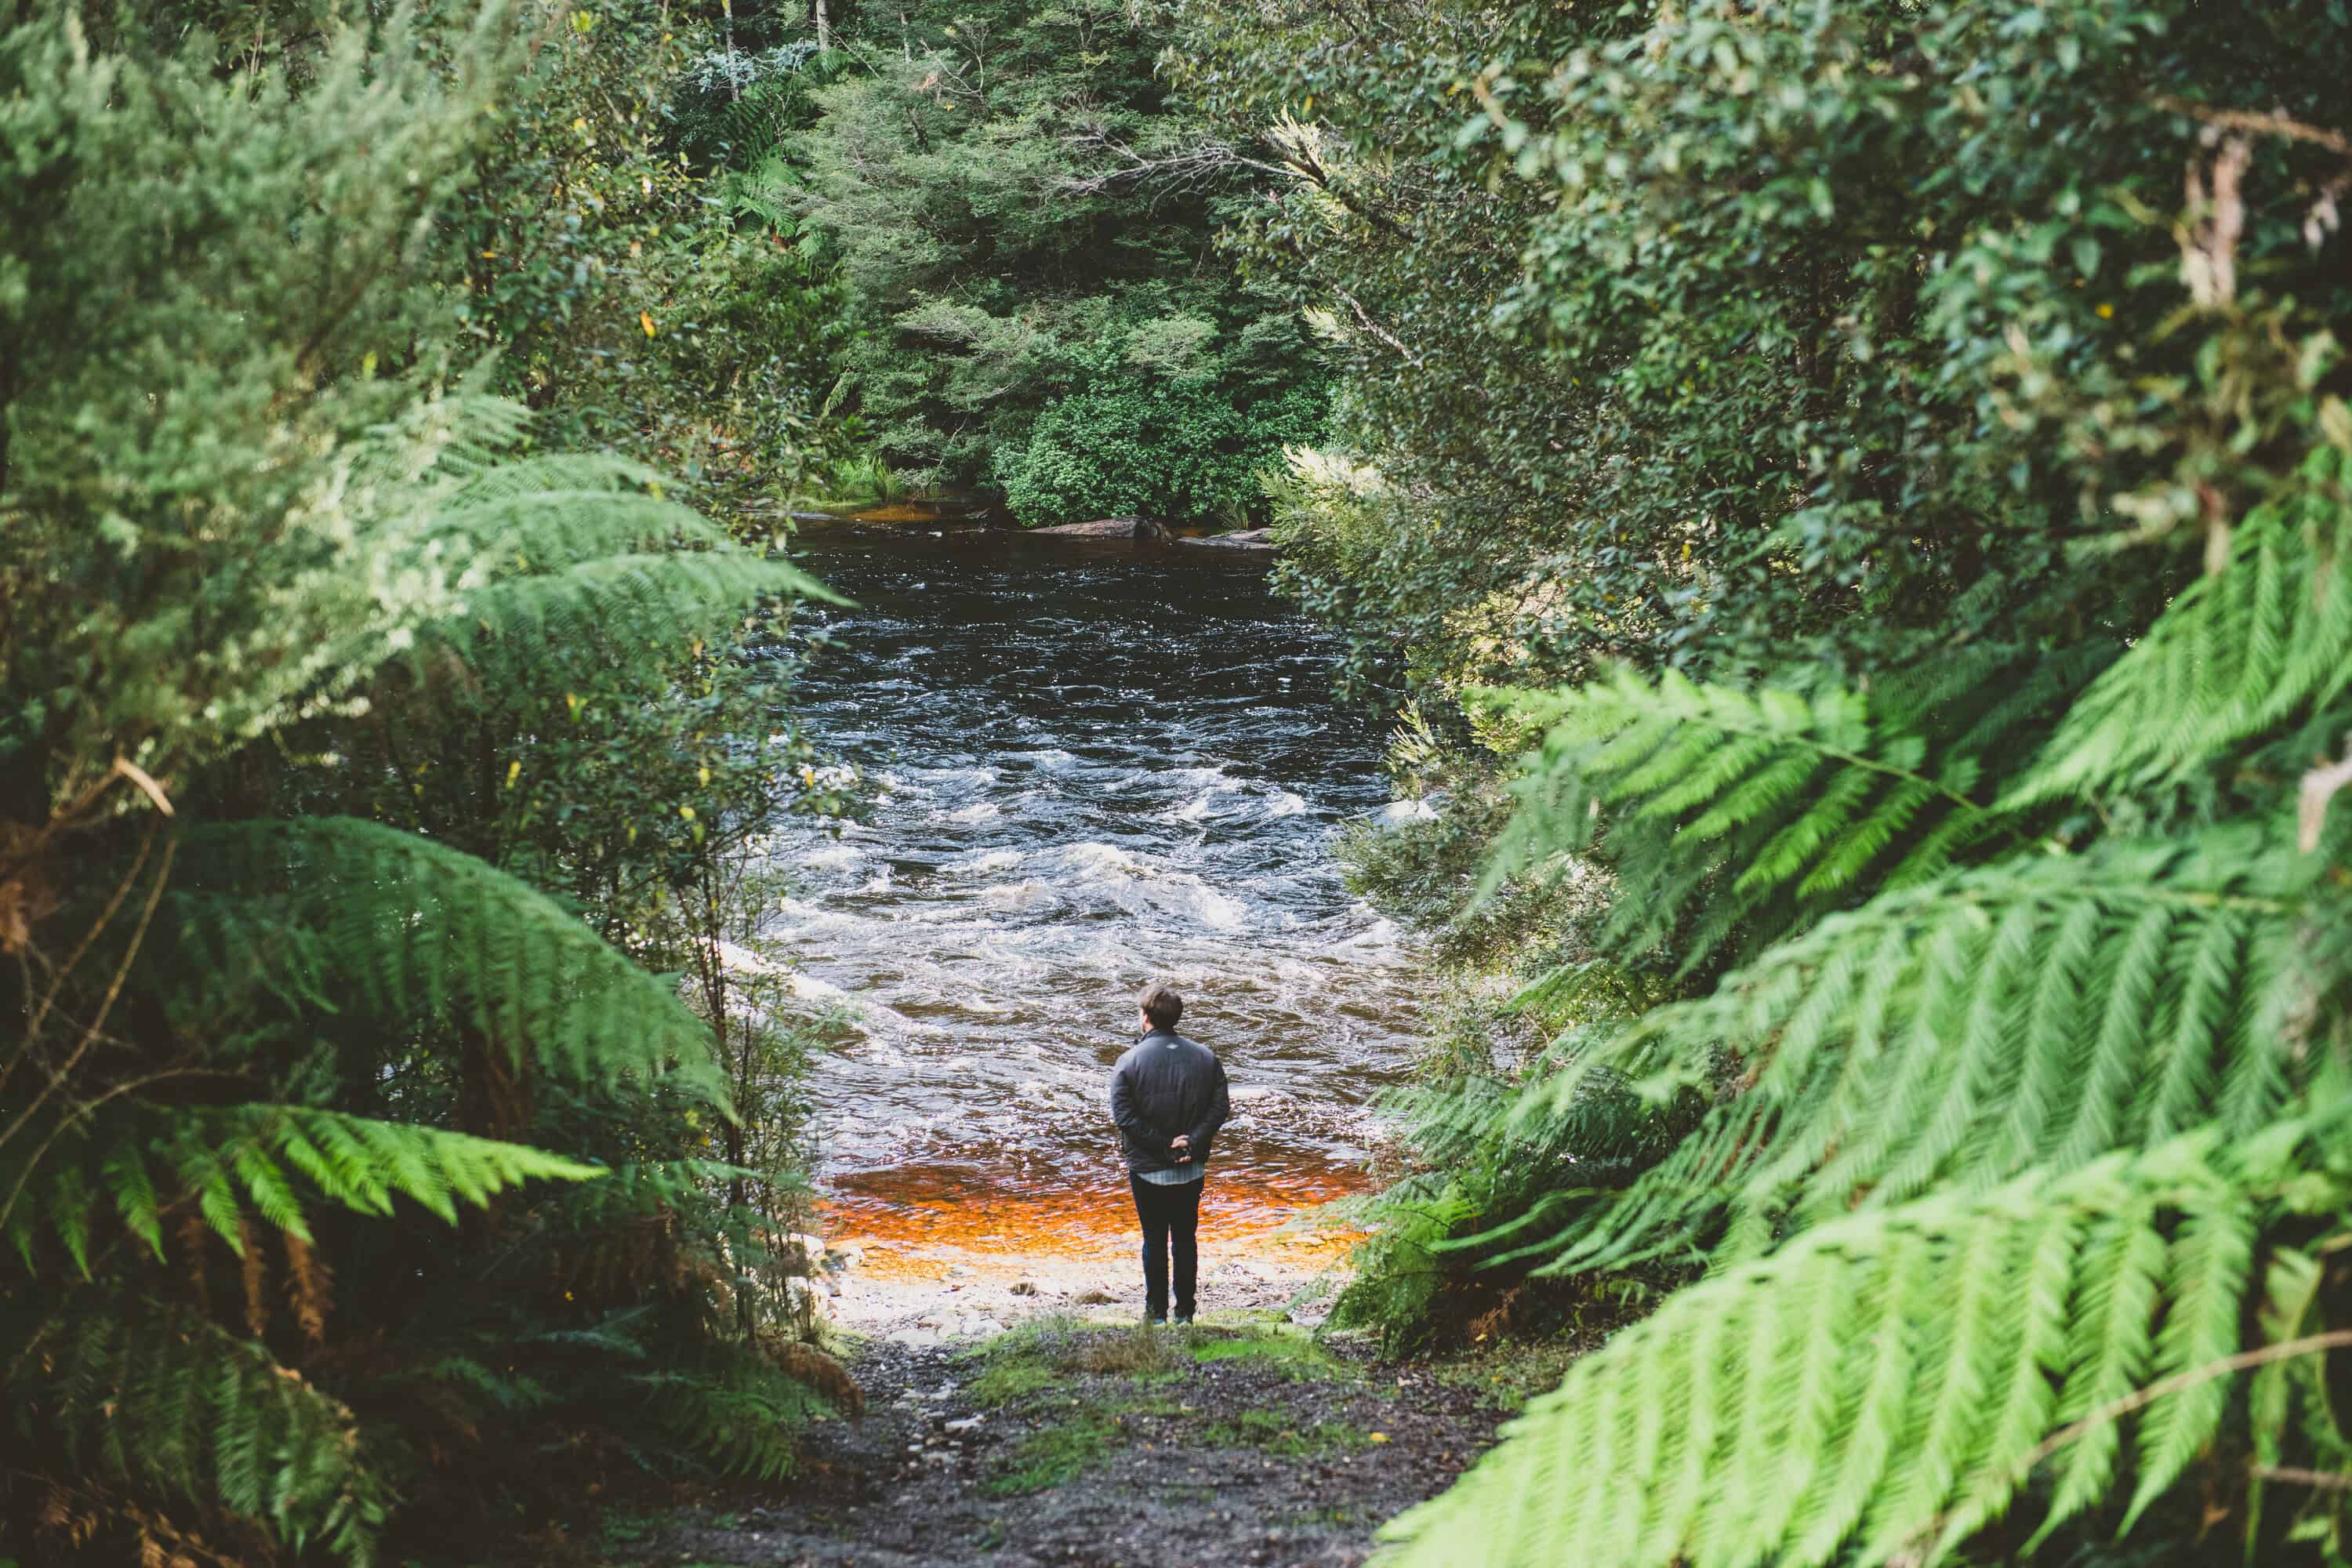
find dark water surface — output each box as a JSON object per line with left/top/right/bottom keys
{"left": 766, "top": 528, "right": 1425, "bottom": 1258}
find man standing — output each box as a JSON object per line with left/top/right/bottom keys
{"left": 1109, "top": 983, "right": 1230, "bottom": 1326}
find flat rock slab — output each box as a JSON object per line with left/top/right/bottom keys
{"left": 1174, "top": 529, "right": 1276, "bottom": 551}
{"left": 1029, "top": 517, "right": 1166, "bottom": 539}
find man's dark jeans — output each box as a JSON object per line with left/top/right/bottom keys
{"left": 1128, "top": 1172, "right": 1204, "bottom": 1322}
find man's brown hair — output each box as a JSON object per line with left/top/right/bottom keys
{"left": 1138, "top": 983, "right": 1183, "bottom": 1031}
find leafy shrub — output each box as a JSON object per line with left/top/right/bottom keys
{"left": 999, "top": 378, "right": 1330, "bottom": 525}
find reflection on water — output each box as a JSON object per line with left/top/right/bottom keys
{"left": 764, "top": 528, "right": 1425, "bottom": 1261}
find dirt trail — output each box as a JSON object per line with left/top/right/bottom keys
{"left": 608, "top": 1315, "right": 1526, "bottom": 1568}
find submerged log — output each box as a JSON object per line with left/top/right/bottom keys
{"left": 1029, "top": 516, "right": 1167, "bottom": 539}
{"left": 1174, "top": 528, "right": 1276, "bottom": 551}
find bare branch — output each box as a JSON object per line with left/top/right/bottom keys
{"left": 2300, "top": 735, "right": 2352, "bottom": 851}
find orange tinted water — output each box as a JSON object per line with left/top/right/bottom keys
{"left": 826, "top": 1160, "right": 1368, "bottom": 1280}
{"left": 771, "top": 531, "right": 1425, "bottom": 1275}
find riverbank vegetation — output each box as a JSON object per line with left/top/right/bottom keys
{"left": 0, "top": 0, "right": 860, "bottom": 1559}
{"left": 1160, "top": 0, "right": 2352, "bottom": 1563}
{"left": 17, "top": 0, "right": 2352, "bottom": 1561}
{"left": 777, "top": 0, "right": 1331, "bottom": 524}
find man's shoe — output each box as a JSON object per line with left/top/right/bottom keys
{"left": 1147, "top": 1315, "right": 1168, "bottom": 1327}
{"left": 1173, "top": 1313, "right": 1194, "bottom": 1326}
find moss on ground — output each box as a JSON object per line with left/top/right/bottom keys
{"left": 984, "top": 1416, "right": 1123, "bottom": 1496}
{"left": 1182, "top": 1325, "right": 1349, "bottom": 1381}
{"left": 1425, "top": 1335, "right": 1588, "bottom": 1412}
{"left": 1199, "top": 1408, "right": 1374, "bottom": 1457}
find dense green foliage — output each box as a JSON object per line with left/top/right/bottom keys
{"left": 452, "top": 0, "right": 860, "bottom": 495}
{"left": 1170, "top": 0, "right": 2350, "bottom": 699}
{"left": 0, "top": 1, "right": 858, "bottom": 1559}
{"left": 774, "top": 0, "right": 1329, "bottom": 523}
{"left": 1153, "top": 0, "right": 2352, "bottom": 1560}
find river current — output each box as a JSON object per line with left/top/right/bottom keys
{"left": 765, "top": 527, "right": 1425, "bottom": 1272}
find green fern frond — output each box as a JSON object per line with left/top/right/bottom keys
{"left": 234, "top": 395, "right": 843, "bottom": 753}
{"left": 1376, "top": 1126, "right": 2335, "bottom": 1568}
{"left": 177, "top": 817, "right": 731, "bottom": 1103}
{"left": 626, "top": 1341, "right": 837, "bottom": 1481}
{"left": 13, "top": 1105, "right": 601, "bottom": 1273}
{"left": 432, "top": 488, "right": 742, "bottom": 568}
{"left": 543, "top": 1159, "right": 760, "bottom": 1229}
{"left": 12, "top": 1298, "right": 395, "bottom": 1562}
{"left": 435, "top": 448, "right": 665, "bottom": 503}
{"left": 220, "top": 1106, "right": 602, "bottom": 1227}
{"left": 437, "top": 550, "right": 844, "bottom": 676}
{"left": 1492, "top": 822, "right": 2311, "bottom": 1274}
{"left": 2015, "top": 446, "right": 2352, "bottom": 804}
{"left": 1479, "top": 668, "right": 2004, "bottom": 975}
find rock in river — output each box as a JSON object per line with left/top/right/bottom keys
{"left": 1030, "top": 516, "right": 1167, "bottom": 539}
{"left": 1174, "top": 528, "right": 1276, "bottom": 551}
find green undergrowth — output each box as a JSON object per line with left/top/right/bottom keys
{"left": 967, "top": 1356, "right": 1060, "bottom": 1407}
{"left": 1421, "top": 1336, "right": 1595, "bottom": 1414}
{"left": 1200, "top": 1409, "right": 1374, "bottom": 1457}
{"left": 960, "top": 1318, "right": 1388, "bottom": 1497}
{"left": 959, "top": 1316, "right": 1346, "bottom": 1408}
{"left": 1185, "top": 1325, "right": 1349, "bottom": 1380}
{"left": 984, "top": 1415, "right": 1123, "bottom": 1496}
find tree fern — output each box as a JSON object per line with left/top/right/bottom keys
{"left": 443, "top": 550, "right": 839, "bottom": 680}
{"left": 2015, "top": 446, "right": 2352, "bottom": 806}
{"left": 10, "top": 1299, "right": 396, "bottom": 1563}
{"left": 1480, "top": 666, "right": 2011, "bottom": 977}
{"left": 1475, "top": 822, "right": 2313, "bottom": 1274}
{"left": 1377, "top": 1124, "right": 2347, "bottom": 1568}
{"left": 400, "top": 434, "right": 847, "bottom": 669}
{"left": 625, "top": 1341, "right": 841, "bottom": 1482}
{"left": 337, "top": 1303, "right": 850, "bottom": 1494}
{"left": 173, "top": 817, "right": 732, "bottom": 1102}
{"left": 10, "top": 1105, "right": 602, "bottom": 1276}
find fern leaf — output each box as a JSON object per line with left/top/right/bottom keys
{"left": 103, "top": 1142, "right": 164, "bottom": 1261}
{"left": 1504, "top": 822, "right": 2311, "bottom": 1274}
{"left": 1478, "top": 666, "right": 2010, "bottom": 975}
{"left": 176, "top": 817, "right": 731, "bottom": 1102}
{"left": 2013, "top": 446, "right": 2352, "bottom": 804}
{"left": 12, "top": 1106, "right": 600, "bottom": 1277}
{"left": 438, "top": 550, "right": 845, "bottom": 681}
{"left": 12, "top": 1298, "right": 396, "bottom": 1560}
{"left": 1375, "top": 1131, "right": 2325, "bottom": 1568}
{"left": 623, "top": 1338, "right": 843, "bottom": 1481}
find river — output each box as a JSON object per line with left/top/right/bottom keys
{"left": 764, "top": 525, "right": 1426, "bottom": 1291}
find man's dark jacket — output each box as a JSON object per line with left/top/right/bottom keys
{"left": 1109, "top": 1029, "right": 1231, "bottom": 1174}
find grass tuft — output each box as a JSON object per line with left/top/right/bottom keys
{"left": 985, "top": 1416, "right": 1123, "bottom": 1496}
{"left": 1182, "top": 1326, "right": 1348, "bottom": 1381}
{"left": 956, "top": 1317, "right": 1182, "bottom": 1405}
{"left": 968, "top": 1356, "right": 1059, "bottom": 1406}
{"left": 1199, "top": 1409, "right": 1373, "bottom": 1457}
